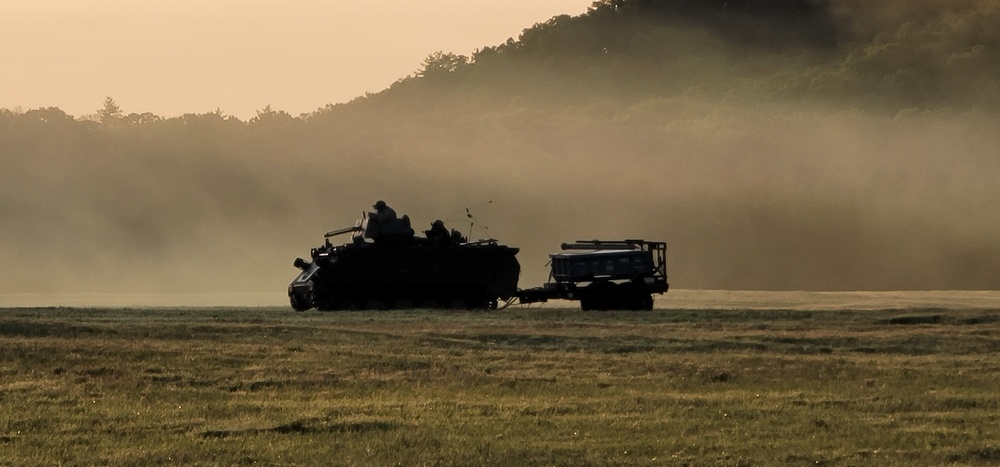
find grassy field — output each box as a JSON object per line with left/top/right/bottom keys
{"left": 2, "top": 306, "right": 999, "bottom": 465}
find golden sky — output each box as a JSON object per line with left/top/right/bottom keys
{"left": 1, "top": 0, "right": 593, "bottom": 119}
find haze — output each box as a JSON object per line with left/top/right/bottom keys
{"left": 1, "top": 0, "right": 593, "bottom": 119}
{"left": 2, "top": 0, "right": 999, "bottom": 299}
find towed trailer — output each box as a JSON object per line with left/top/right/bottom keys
{"left": 516, "top": 240, "right": 668, "bottom": 310}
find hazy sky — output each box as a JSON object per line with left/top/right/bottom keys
{"left": 1, "top": 0, "right": 593, "bottom": 119}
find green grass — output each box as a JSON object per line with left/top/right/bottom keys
{"left": 1, "top": 307, "right": 999, "bottom": 465}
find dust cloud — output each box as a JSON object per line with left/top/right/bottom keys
{"left": 2, "top": 0, "right": 999, "bottom": 297}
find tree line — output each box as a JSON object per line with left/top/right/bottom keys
{"left": 5, "top": 0, "right": 999, "bottom": 127}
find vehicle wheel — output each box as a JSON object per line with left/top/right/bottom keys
{"left": 315, "top": 297, "right": 338, "bottom": 311}
{"left": 366, "top": 298, "right": 389, "bottom": 310}
{"left": 423, "top": 299, "right": 444, "bottom": 309}
{"left": 290, "top": 294, "right": 310, "bottom": 312}
{"left": 449, "top": 298, "right": 469, "bottom": 310}
{"left": 585, "top": 281, "right": 618, "bottom": 311}
{"left": 393, "top": 299, "right": 414, "bottom": 310}
{"left": 343, "top": 299, "right": 361, "bottom": 311}
{"left": 621, "top": 289, "right": 654, "bottom": 311}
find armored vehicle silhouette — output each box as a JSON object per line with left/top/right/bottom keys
{"left": 288, "top": 206, "right": 520, "bottom": 311}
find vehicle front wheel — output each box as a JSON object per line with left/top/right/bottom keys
{"left": 290, "top": 293, "right": 311, "bottom": 312}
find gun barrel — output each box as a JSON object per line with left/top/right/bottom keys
{"left": 561, "top": 240, "right": 639, "bottom": 250}
{"left": 324, "top": 225, "right": 361, "bottom": 238}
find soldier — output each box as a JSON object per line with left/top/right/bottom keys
{"left": 372, "top": 200, "right": 397, "bottom": 223}
{"left": 426, "top": 219, "right": 450, "bottom": 246}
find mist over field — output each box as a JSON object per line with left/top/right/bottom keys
{"left": 2, "top": 0, "right": 999, "bottom": 295}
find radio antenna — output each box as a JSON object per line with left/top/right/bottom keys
{"left": 444, "top": 200, "right": 493, "bottom": 240}
{"left": 466, "top": 206, "right": 491, "bottom": 239}
{"left": 444, "top": 200, "right": 493, "bottom": 223}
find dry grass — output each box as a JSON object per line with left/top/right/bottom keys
{"left": 1, "top": 307, "right": 999, "bottom": 465}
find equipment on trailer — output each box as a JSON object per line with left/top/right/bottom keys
{"left": 516, "top": 240, "right": 668, "bottom": 310}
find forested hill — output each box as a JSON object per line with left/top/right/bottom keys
{"left": 356, "top": 0, "right": 1000, "bottom": 114}
{"left": 3, "top": 0, "right": 1000, "bottom": 295}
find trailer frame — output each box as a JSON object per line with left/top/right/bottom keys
{"left": 516, "top": 239, "right": 668, "bottom": 310}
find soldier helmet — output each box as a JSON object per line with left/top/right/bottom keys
{"left": 373, "top": 200, "right": 386, "bottom": 210}
{"left": 432, "top": 220, "right": 444, "bottom": 228}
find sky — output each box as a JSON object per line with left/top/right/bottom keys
{"left": 1, "top": 0, "right": 594, "bottom": 119}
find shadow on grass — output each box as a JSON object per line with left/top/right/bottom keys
{"left": 0, "top": 320, "right": 104, "bottom": 338}
{"left": 947, "top": 447, "right": 1000, "bottom": 463}
{"left": 422, "top": 332, "right": 898, "bottom": 355}
{"left": 201, "top": 419, "right": 396, "bottom": 438}
{"left": 886, "top": 314, "right": 942, "bottom": 325}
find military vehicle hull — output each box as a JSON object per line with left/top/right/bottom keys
{"left": 289, "top": 241, "right": 520, "bottom": 311}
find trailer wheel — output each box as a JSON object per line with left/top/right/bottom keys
{"left": 582, "top": 281, "right": 618, "bottom": 311}
{"left": 632, "top": 294, "right": 654, "bottom": 311}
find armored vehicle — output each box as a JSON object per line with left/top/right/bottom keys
{"left": 288, "top": 207, "right": 520, "bottom": 311}
{"left": 516, "top": 240, "right": 668, "bottom": 310}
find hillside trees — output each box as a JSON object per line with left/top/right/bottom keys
{"left": 98, "top": 97, "right": 123, "bottom": 128}
{"left": 385, "top": 0, "right": 1000, "bottom": 112}
{"left": 417, "top": 51, "right": 469, "bottom": 78}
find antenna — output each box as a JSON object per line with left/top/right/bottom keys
{"left": 444, "top": 200, "right": 492, "bottom": 223}
{"left": 466, "top": 206, "right": 491, "bottom": 239}
{"left": 445, "top": 200, "right": 493, "bottom": 241}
